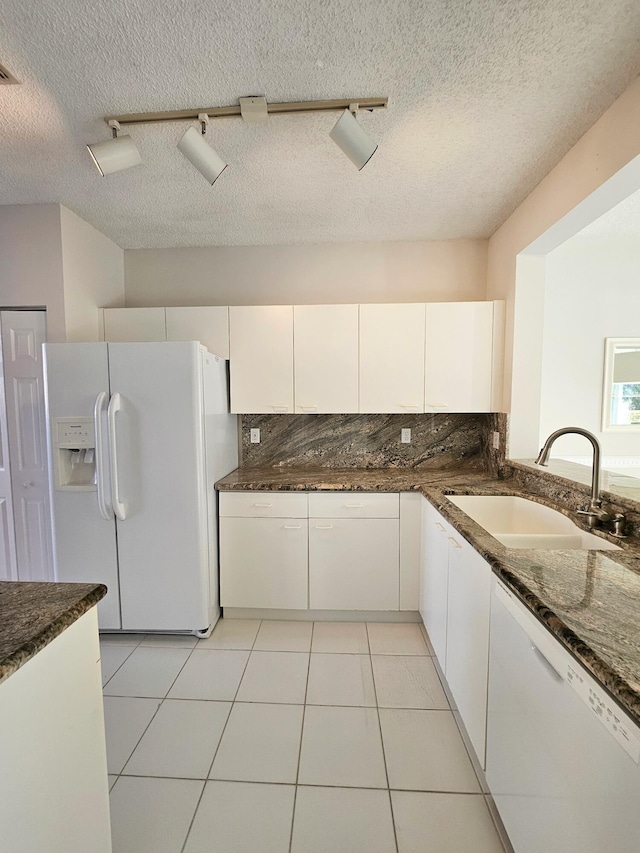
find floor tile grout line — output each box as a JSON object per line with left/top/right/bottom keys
{"left": 116, "top": 641, "right": 202, "bottom": 780}
{"left": 100, "top": 642, "right": 139, "bottom": 690}
{"left": 366, "top": 622, "right": 400, "bottom": 853}
{"left": 179, "top": 618, "right": 262, "bottom": 853}
{"left": 288, "top": 620, "right": 314, "bottom": 853}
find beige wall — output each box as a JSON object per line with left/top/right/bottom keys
{"left": 124, "top": 239, "right": 488, "bottom": 307}
{"left": 0, "top": 204, "right": 66, "bottom": 340}
{"left": 60, "top": 206, "right": 125, "bottom": 342}
{"left": 487, "top": 76, "right": 640, "bottom": 411}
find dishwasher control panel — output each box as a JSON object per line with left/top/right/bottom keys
{"left": 566, "top": 663, "right": 640, "bottom": 764}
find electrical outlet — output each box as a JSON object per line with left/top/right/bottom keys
{"left": 492, "top": 431, "right": 500, "bottom": 450}
{"left": 250, "top": 428, "right": 260, "bottom": 444}
{"left": 401, "top": 428, "right": 411, "bottom": 444}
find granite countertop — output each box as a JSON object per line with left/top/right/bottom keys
{"left": 216, "top": 466, "right": 640, "bottom": 726}
{"left": 0, "top": 582, "right": 107, "bottom": 686}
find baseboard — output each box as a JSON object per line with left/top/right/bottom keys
{"left": 222, "top": 608, "right": 422, "bottom": 622}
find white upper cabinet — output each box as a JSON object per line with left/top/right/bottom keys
{"left": 103, "top": 307, "right": 166, "bottom": 342}
{"left": 294, "top": 304, "right": 358, "bottom": 413}
{"left": 424, "top": 301, "right": 494, "bottom": 412}
{"left": 359, "top": 303, "right": 426, "bottom": 413}
{"left": 166, "top": 306, "right": 230, "bottom": 359}
{"left": 229, "top": 305, "right": 294, "bottom": 414}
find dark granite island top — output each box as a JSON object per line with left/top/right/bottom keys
{"left": 216, "top": 466, "right": 640, "bottom": 727}
{"left": 0, "top": 581, "right": 106, "bottom": 686}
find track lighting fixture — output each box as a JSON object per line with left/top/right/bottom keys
{"left": 177, "top": 114, "right": 228, "bottom": 185}
{"left": 86, "top": 120, "right": 142, "bottom": 176}
{"left": 329, "top": 104, "right": 378, "bottom": 170}
{"left": 89, "top": 96, "right": 387, "bottom": 182}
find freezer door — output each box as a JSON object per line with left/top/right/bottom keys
{"left": 43, "top": 343, "right": 121, "bottom": 628}
{"left": 107, "top": 342, "right": 209, "bottom": 631}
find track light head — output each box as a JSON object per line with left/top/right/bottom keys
{"left": 329, "top": 105, "right": 378, "bottom": 170}
{"left": 87, "top": 120, "right": 142, "bottom": 176}
{"left": 177, "top": 115, "right": 227, "bottom": 185}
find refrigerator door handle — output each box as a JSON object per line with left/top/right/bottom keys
{"left": 107, "top": 392, "right": 127, "bottom": 521}
{"left": 93, "top": 391, "right": 113, "bottom": 520}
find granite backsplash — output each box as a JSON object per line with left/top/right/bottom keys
{"left": 240, "top": 413, "right": 494, "bottom": 469}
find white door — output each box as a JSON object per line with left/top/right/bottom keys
{"left": 294, "top": 304, "right": 359, "bottom": 413}
{"left": 166, "top": 306, "right": 230, "bottom": 359}
{"left": 425, "top": 302, "right": 494, "bottom": 412}
{"left": 420, "top": 501, "right": 450, "bottom": 666}
{"left": 359, "top": 303, "right": 426, "bottom": 413}
{"left": 220, "top": 517, "right": 308, "bottom": 609}
{"left": 445, "top": 531, "right": 492, "bottom": 767}
{"left": 309, "top": 518, "right": 399, "bottom": 610}
{"left": 0, "top": 335, "right": 18, "bottom": 580}
{"left": 108, "top": 342, "right": 210, "bottom": 632}
{"left": 229, "top": 306, "right": 294, "bottom": 413}
{"left": 1, "top": 311, "right": 52, "bottom": 581}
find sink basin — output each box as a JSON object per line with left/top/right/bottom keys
{"left": 447, "top": 495, "right": 621, "bottom": 551}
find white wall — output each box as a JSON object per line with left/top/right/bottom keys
{"left": 124, "top": 239, "right": 488, "bottom": 306}
{"left": 60, "top": 206, "right": 125, "bottom": 342}
{"left": 487, "top": 77, "right": 640, "bottom": 412}
{"left": 539, "top": 235, "right": 640, "bottom": 456}
{"left": 0, "top": 204, "right": 66, "bottom": 340}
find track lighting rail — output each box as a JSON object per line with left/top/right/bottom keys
{"left": 105, "top": 97, "right": 388, "bottom": 127}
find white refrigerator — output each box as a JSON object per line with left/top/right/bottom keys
{"left": 43, "top": 341, "right": 238, "bottom": 635}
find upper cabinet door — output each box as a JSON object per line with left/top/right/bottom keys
{"left": 294, "top": 305, "right": 358, "bottom": 414}
{"left": 103, "top": 308, "right": 166, "bottom": 342}
{"left": 425, "top": 302, "right": 494, "bottom": 413}
{"left": 166, "top": 306, "right": 230, "bottom": 359}
{"left": 229, "top": 306, "right": 294, "bottom": 413}
{"left": 359, "top": 304, "right": 426, "bottom": 413}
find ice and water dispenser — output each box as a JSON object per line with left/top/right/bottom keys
{"left": 52, "top": 418, "right": 97, "bottom": 491}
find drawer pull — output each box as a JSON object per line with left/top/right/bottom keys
{"left": 434, "top": 522, "right": 445, "bottom": 531}
{"left": 301, "top": 406, "right": 318, "bottom": 412}
{"left": 272, "top": 405, "right": 289, "bottom": 413}
{"left": 426, "top": 403, "right": 447, "bottom": 409}
{"left": 315, "top": 524, "right": 334, "bottom": 530}
{"left": 283, "top": 524, "right": 301, "bottom": 530}
{"left": 344, "top": 503, "right": 364, "bottom": 509}
{"left": 447, "top": 536, "right": 462, "bottom": 549}
{"left": 399, "top": 404, "right": 419, "bottom": 411}
{"left": 253, "top": 503, "right": 273, "bottom": 508}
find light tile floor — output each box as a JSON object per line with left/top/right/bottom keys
{"left": 102, "top": 620, "right": 508, "bottom": 853}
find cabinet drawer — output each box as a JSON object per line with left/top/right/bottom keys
{"left": 309, "top": 492, "right": 399, "bottom": 519}
{"left": 219, "top": 491, "right": 308, "bottom": 518}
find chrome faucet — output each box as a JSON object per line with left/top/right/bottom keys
{"left": 535, "top": 427, "right": 612, "bottom": 528}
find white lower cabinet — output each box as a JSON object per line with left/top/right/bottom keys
{"left": 309, "top": 519, "right": 399, "bottom": 610}
{"left": 219, "top": 491, "right": 406, "bottom": 612}
{"left": 420, "top": 500, "right": 452, "bottom": 664}
{"left": 444, "top": 527, "right": 492, "bottom": 768}
{"left": 419, "top": 497, "right": 492, "bottom": 768}
{"left": 220, "top": 517, "right": 308, "bottom": 608}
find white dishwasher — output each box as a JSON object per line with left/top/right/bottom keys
{"left": 486, "top": 578, "right": 640, "bottom": 853}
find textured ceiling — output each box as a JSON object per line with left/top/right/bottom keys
{"left": 1, "top": 1, "right": 640, "bottom": 249}
{"left": 579, "top": 188, "right": 640, "bottom": 237}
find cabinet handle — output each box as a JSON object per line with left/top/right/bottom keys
{"left": 344, "top": 503, "right": 364, "bottom": 508}
{"left": 283, "top": 524, "right": 302, "bottom": 530}
{"left": 272, "top": 405, "right": 289, "bottom": 413}
{"left": 314, "top": 524, "right": 334, "bottom": 530}
{"left": 300, "top": 406, "right": 318, "bottom": 412}
{"left": 434, "top": 522, "right": 445, "bottom": 531}
{"left": 399, "top": 404, "right": 419, "bottom": 411}
{"left": 253, "top": 503, "right": 273, "bottom": 508}
{"left": 426, "top": 403, "right": 448, "bottom": 409}
{"left": 447, "top": 536, "right": 462, "bottom": 549}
